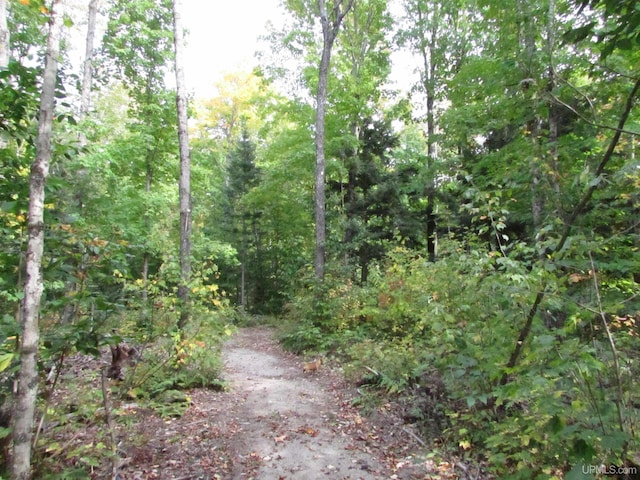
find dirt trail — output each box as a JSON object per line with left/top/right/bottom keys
{"left": 219, "top": 327, "right": 389, "bottom": 479}
{"left": 121, "top": 327, "right": 445, "bottom": 479}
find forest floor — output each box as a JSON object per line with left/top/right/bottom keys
{"left": 46, "top": 327, "right": 477, "bottom": 479}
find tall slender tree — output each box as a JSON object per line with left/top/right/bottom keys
{"left": 332, "top": 0, "right": 393, "bottom": 281}
{"left": 172, "top": 0, "right": 191, "bottom": 330}
{"left": 398, "top": 0, "right": 470, "bottom": 262}
{"left": 102, "top": 0, "right": 175, "bottom": 309}
{"left": 226, "top": 127, "right": 260, "bottom": 309}
{"left": 12, "top": 1, "right": 64, "bottom": 477}
{"left": 79, "top": 0, "right": 100, "bottom": 118}
{"left": 314, "top": 0, "right": 355, "bottom": 280}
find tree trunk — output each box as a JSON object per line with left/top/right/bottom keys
{"left": 414, "top": 1, "right": 440, "bottom": 263}
{"left": 314, "top": 14, "right": 332, "bottom": 282}
{"left": 517, "top": 0, "right": 545, "bottom": 233}
{"left": 172, "top": 0, "right": 192, "bottom": 330}
{"left": 79, "top": 0, "right": 99, "bottom": 117}
{"left": 314, "top": 0, "right": 355, "bottom": 281}
{"left": 546, "top": 0, "right": 562, "bottom": 216}
{"left": 142, "top": 148, "right": 153, "bottom": 308}
{"left": 0, "top": 0, "right": 8, "bottom": 69}
{"left": 80, "top": 0, "right": 99, "bottom": 113}
{"left": 12, "top": 1, "right": 63, "bottom": 478}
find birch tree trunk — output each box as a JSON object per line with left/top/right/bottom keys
{"left": 172, "top": 0, "right": 192, "bottom": 330}
{"left": 79, "top": 0, "right": 99, "bottom": 117}
{"left": 0, "top": 0, "right": 8, "bottom": 69}
{"left": 12, "top": 1, "right": 63, "bottom": 478}
{"left": 314, "top": 0, "right": 354, "bottom": 281}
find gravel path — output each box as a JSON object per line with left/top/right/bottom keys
{"left": 219, "top": 327, "right": 389, "bottom": 479}
{"left": 117, "top": 327, "right": 447, "bottom": 479}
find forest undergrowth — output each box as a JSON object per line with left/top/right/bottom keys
{"left": 3, "top": 315, "right": 476, "bottom": 480}
{"left": 0, "top": 239, "right": 637, "bottom": 479}
{"left": 279, "top": 241, "right": 640, "bottom": 480}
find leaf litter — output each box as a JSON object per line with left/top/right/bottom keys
{"left": 44, "top": 327, "right": 478, "bottom": 479}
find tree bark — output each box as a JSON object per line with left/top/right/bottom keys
{"left": 546, "top": 0, "right": 562, "bottom": 216}
{"left": 142, "top": 138, "right": 154, "bottom": 308}
{"left": 314, "top": 0, "right": 355, "bottom": 281}
{"left": 314, "top": 28, "right": 331, "bottom": 281}
{"left": 0, "top": 0, "right": 8, "bottom": 69}
{"left": 422, "top": 5, "right": 438, "bottom": 263}
{"left": 79, "top": 0, "right": 99, "bottom": 117}
{"left": 172, "top": 0, "right": 192, "bottom": 330}
{"left": 12, "top": 1, "right": 63, "bottom": 478}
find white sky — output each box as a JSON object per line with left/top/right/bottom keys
{"left": 64, "top": 0, "right": 416, "bottom": 101}
{"left": 177, "top": 0, "right": 417, "bottom": 98}
{"left": 180, "top": 0, "right": 285, "bottom": 99}
{"left": 64, "top": 0, "right": 284, "bottom": 100}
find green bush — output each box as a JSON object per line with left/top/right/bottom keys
{"left": 280, "top": 240, "right": 639, "bottom": 477}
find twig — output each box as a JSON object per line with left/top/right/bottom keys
{"left": 401, "top": 426, "right": 426, "bottom": 447}
{"left": 46, "top": 431, "right": 83, "bottom": 460}
{"left": 363, "top": 365, "right": 380, "bottom": 377}
{"left": 33, "top": 352, "right": 65, "bottom": 448}
{"left": 457, "top": 461, "right": 484, "bottom": 480}
{"left": 588, "top": 253, "right": 626, "bottom": 434}
{"left": 548, "top": 93, "right": 640, "bottom": 138}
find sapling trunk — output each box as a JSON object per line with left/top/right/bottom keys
{"left": 12, "top": 2, "right": 63, "bottom": 477}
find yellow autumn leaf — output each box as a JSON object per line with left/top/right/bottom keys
{"left": 0, "top": 353, "right": 14, "bottom": 373}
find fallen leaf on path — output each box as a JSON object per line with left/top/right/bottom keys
{"left": 297, "top": 426, "right": 318, "bottom": 436}
{"left": 274, "top": 434, "right": 288, "bottom": 443}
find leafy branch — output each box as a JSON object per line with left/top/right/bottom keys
{"left": 500, "top": 76, "right": 640, "bottom": 387}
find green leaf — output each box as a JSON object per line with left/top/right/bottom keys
{"left": 588, "top": 175, "right": 603, "bottom": 188}
{"left": 535, "top": 334, "right": 556, "bottom": 347}
{"left": 565, "top": 464, "right": 595, "bottom": 480}
{"left": 600, "top": 430, "right": 630, "bottom": 450}
{"left": 0, "top": 353, "right": 14, "bottom": 372}
{"left": 547, "top": 414, "right": 565, "bottom": 434}
{"left": 563, "top": 23, "right": 597, "bottom": 44}
{"left": 572, "top": 438, "right": 596, "bottom": 460}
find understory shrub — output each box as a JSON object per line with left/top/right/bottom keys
{"left": 31, "top": 303, "right": 230, "bottom": 478}
{"left": 282, "top": 240, "right": 639, "bottom": 477}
